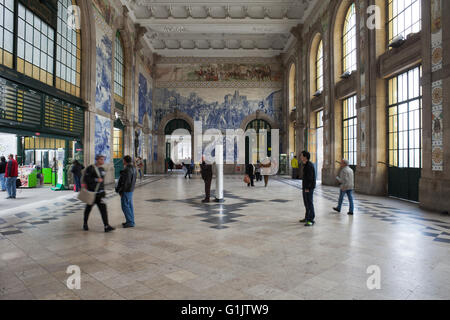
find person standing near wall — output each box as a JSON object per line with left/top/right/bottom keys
{"left": 71, "top": 160, "right": 84, "bottom": 192}
{"left": 299, "top": 151, "right": 316, "bottom": 227}
{"left": 333, "top": 159, "right": 355, "bottom": 215}
{"left": 291, "top": 156, "right": 299, "bottom": 179}
{"left": 116, "top": 155, "right": 137, "bottom": 228}
{"left": 82, "top": 155, "right": 115, "bottom": 233}
{"left": 245, "top": 163, "right": 255, "bottom": 187}
{"left": 5, "top": 154, "right": 18, "bottom": 199}
{"left": 200, "top": 156, "right": 213, "bottom": 203}
{"left": 0, "top": 156, "right": 6, "bottom": 192}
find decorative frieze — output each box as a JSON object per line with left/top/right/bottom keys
{"left": 431, "top": 0, "right": 443, "bottom": 171}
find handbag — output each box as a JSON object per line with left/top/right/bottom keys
{"left": 244, "top": 175, "right": 250, "bottom": 184}
{"left": 77, "top": 166, "right": 101, "bottom": 205}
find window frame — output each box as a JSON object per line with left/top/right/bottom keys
{"left": 316, "top": 40, "right": 323, "bottom": 93}
{"left": 342, "top": 2, "right": 357, "bottom": 74}
{"left": 387, "top": 0, "right": 422, "bottom": 45}
{"left": 387, "top": 65, "right": 422, "bottom": 169}
{"left": 114, "top": 31, "right": 125, "bottom": 105}
{"left": 342, "top": 95, "right": 357, "bottom": 166}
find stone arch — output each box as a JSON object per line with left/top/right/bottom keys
{"left": 240, "top": 112, "right": 279, "bottom": 132}
{"left": 157, "top": 111, "right": 195, "bottom": 135}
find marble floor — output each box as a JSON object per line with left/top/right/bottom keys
{"left": 0, "top": 175, "right": 449, "bottom": 300}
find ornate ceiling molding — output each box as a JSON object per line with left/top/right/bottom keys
{"left": 122, "top": 0, "right": 317, "bottom": 57}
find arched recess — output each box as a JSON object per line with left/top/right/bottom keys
{"left": 287, "top": 62, "right": 297, "bottom": 159}
{"left": 157, "top": 111, "right": 195, "bottom": 172}
{"left": 288, "top": 63, "right": 297, "bottom": 112}
{"left": 113, "top": 23, "right": 134, "bottom": 118}
{"left": 309, "top": 32, "right": 323, "bottom": 98}
{"left": 240, "top": 112, "right": 278, "bottom": 166}
{"left": 328, "top": 0, "right": 358, "bottom": 181}
{"left": 331, "top": 0, "right": 357, "bottom": 83}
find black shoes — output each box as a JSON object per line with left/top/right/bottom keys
{"left": 333, "top": 207, "right": 341, "bottom": 213}
{"left": 104, "top": 225, "right": 115, "bottom": 233}
{"left": 83, "top": 224, "right": 89, "bottom": 231}
{"left": 202, "top": 199, "right": 210, "bottom": 203}
{"left": 348, "top": 212, "right": 354, "bottom": 215}
{"left": 299, "top": 218, "right": 307, "bottom": 223}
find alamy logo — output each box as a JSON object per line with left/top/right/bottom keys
{"left": 66, "top": 265, "right": 81, "bottom": 290}
{"left": 366, "top": 265, "right": 381, "bottom": 290}
{"left": 169, "top": 121, "right": 280, "bottom": 175}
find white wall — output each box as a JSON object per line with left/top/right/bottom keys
{"left": 0, "top": 133, "right": 17, "bottom": 158}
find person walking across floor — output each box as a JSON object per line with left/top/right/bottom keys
{"left": 0, "top": 156, "right": 6, "bottom": 192}
{"left": 71, "top": 160, "right": 84, "bottom": 192}
{"left": 116, "top": 155, "right": 137, "bottom": 228}
{"left": 260, "top": 157, "right": 272, "bottom": 187}
{"left": 255, "top": 160, "right": 262, "bottom": 182}
{"left": 136, "top": 157, "right": 144, "bottom": 181}
{"left": 333, "top": 159, "right": 355, "bottom": 215}
{"left": 291, "top": 155, "right": 299, "bottom": 179}
{"left": 299, "top": 151, "right": 316, "bottom": 227}
{"left": 184, "top": 160, "right": 192, "bottom": 179}
{"left": 168, "top": 158, "right": 175, "bottom": 173}
{"left": 245, "top": 163, "right": 255, "bottom": 187}
{"left": 200, "top": 156, "right": 213, "bottom": 203}
{"left": 5, "top": 154, "right": 18, "bottom": 199}
{"left": 82, "top": 155, "right": 115, "bottom": 232}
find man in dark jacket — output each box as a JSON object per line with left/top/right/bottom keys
{"left": 82, "top": 155, "right": 115, "bottom": 232}
{"left": 5, "top": 154, "right": 18, "bottom": 199}
{"left": 116, "top": 155, "right": 137, "bottom": 228}
{"left": 200, "top": 156, "right": 213, "bottom": 203}
{"left": 300, "top": 151, "right": 316, "bottom": 226}
{"left": 71, "top": 160, "right": 84, "bottom": 192}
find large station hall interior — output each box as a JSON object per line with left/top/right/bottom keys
{"left": 0, "top": 0, "right": 449, "bottom": 301}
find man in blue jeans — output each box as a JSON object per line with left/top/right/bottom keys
{"left": 333, "top": 159, "right": 355, "bottom": 215}
{"left": 116, "top": 155, "right": 137, "bottom": 228}
{"left": 5, "top": 154, "right": 19, "bottom": 199}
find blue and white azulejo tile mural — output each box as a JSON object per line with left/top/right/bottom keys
{"left": 139, "top": 73, "right": 153, "bottom": 128}
{"left": 95, "top": 115, "right": 111, "bottom": 164}
{"left": 95, "top": 29, "right": 112, "bottom": 114}
{"left": 154, "top": 88, "right": 282, "bottom": 131}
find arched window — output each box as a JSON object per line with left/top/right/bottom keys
{"left": 342, "top": 3, "right": 357, "bottom": 74}
{"left": 316, "top": 40, "right": 323, "bottom": 92}
{"left": 288, "top": 64, "right": 296, "bottom": 111}
{"left": 114, "top": 32, "right": 125, "bottom": 105}
{"left": 388, "top": 0, "right": 421, "bottom": 44}
{"left": 56, "top": 0, "right": 82, "bottom": 97}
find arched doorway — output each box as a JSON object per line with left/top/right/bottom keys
{"left": 164, "top": 119, "right": 192, "bottom": 171}
{"left": 245, "top": 119, "right": 271, "bottom": 165}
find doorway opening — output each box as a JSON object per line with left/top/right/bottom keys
{"left": 164, "top": 119, "right": 192, "bottom": 172}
